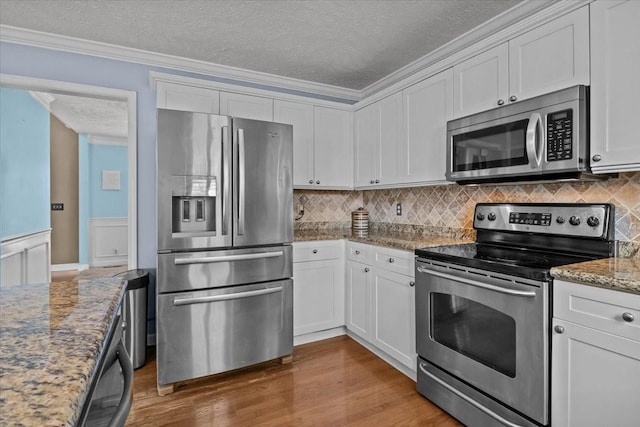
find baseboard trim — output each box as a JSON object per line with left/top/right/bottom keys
{"left": 293, "top": 327, "right": 346, "bottom": 346}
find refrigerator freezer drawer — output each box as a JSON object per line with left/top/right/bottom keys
{"left": 157, "top": 245, "right": 292, "bottom": 293}
{"left": 157, "top": 280, "right": 293, "bottom": 385}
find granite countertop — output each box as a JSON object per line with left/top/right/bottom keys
{"left": 0, "top": 278, "right": 126, "bottom": 427}
{"left": 551, "top": 257, "right": 640, "bottom": 295}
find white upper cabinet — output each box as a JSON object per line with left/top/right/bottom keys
{"left": 453, "top": 44, "right": 509, "bottom": 118}
{"left": 219, "top": 91, "right": 273, "bottom": 121}
{"left": 401, "top": 68, "right": 453, "bottom": 184}
{"left": 312, "top": 107, "right": 353, "bottom": 189}
{"left": 156, "top": 81, "right": 220, "bottom": 113}
{"left": 453, "top": 7, "right": 589, "bottom": 118}
{"left": 274, "top": 100, "right": 315, "bottom": 187}
{"left": 354, "top": 92, "right": 403, "bottom": 188}
{"left": 589, "top": 0, "right": 640, "bottom": 173}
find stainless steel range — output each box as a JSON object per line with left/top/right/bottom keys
{"left": 415, "top": 203, "right": 615, "bottom": 427}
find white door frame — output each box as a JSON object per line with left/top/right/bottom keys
{"left": 0, "top": 73, "right": 138, "bottom": 269}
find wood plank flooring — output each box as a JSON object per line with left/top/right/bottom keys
{"left": 126, "top": 336, "right": 461, "bottom": 426}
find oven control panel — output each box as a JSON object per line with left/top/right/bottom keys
{"left": 474, "top": 203, "right": 614, "bottom": 239}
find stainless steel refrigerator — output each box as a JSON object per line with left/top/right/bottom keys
{"left": 156, "top": 109, "right": 293, "bottom": 387}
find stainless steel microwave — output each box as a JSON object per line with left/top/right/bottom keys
{"left": 446, "top": 85, "right": 590, "bottom": 184}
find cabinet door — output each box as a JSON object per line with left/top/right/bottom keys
{"left": 453, "top": 43, "right": 509, "bottom": 118}
{"left": 378, "top": 92, "right": 403, "bottom": 186}
{"left": 313, "top": 107, "right": 353, "bottom": 188}
{"left": 345, "top": 260, "right": 371, "bottom": 340}
{"left": 156, "top": 81, "right": 220, "bottom": 114}
{"left": 274, "top": 100, "right": 315, "bottom": 187}
{"left": 401, "top": 68, "right": 453, "bottom": 184}
{"left": 551, "top": 318, "right": 640, "bottom": 427}
{"left": 354, "top": 103, "right": 379, "bottom": 187}
{"left": 220, "top": 92, "right": 273, "bottom": 121}
{"left": 590, "top": 0, "right": 640, "bottom": 172}
{"left": 509, "top": 7, "right": 589, "bottom": 103}
{"left": 371, "top": 268, "right": 415, "bottom": 369}
{"left": 293, "top": 259, "right": 345, "bottom": 336}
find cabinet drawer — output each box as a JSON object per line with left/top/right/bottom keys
{"left": 293, "top": 240, "right": 342, "bottom": 263}
{"left": 372, "top": 246, "right": 414, "bottom": 277}
{"left": 554, "top": 280, "right": 640, "bottom": 342}
{"left": 346, "top": 241, "right": 373, "bottom": 264}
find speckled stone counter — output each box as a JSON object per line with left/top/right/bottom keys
{"left": 294, "top": 224, "right": 474, "bottom": 252}
{"left": 551, "top": 257, "right": 640, "bottom": 295}
{"left": 0, "top": 278, "right": 126, "bottom": 426}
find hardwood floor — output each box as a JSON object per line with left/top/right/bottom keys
{"left": 126, "top": 336, "right": 461, "bottom": 426}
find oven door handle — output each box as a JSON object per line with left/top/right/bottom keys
{"left": 416, "top": 266, "right": 537, "bottom": 297}
{"left": 419, "top": 362, "right": 525, "bottom": 427}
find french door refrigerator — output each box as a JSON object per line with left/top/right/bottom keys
{"left": 156, "top": 109, "right": 293, "bottom": 387}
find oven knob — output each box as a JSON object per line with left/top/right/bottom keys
{"left": 476, "top": 213, "right": 485, "bottom": 221}
{"left": 569, "top": 216, "right": 581, "bottom": 226}
{"left": 487, "top": 213, "right": 497, "bottom": 221}
{"left": 556, "top": 216, "right": 565, "bottom": 224}
{"left": 587, "top": 216, "right": 600, "bottom": 227}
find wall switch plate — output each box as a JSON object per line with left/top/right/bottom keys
{"left": 51, "top": 203, "right": 64, "bottom": 211}
{"left": 396, "top": 203, "right": 402, "bottom": 216}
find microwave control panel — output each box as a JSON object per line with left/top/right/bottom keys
{"left": 546, "top": 109, "right": 573, "bottom": 162}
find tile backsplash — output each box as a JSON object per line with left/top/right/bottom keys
{"left": 294, "top": 172, "right": 640, "bottom": 242}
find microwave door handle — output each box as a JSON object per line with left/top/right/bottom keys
{"left": 526, "top": 113, "right": 543, "bottom": 168}
{"left": 221, "top": 126, "right": 230, "bottom": 235}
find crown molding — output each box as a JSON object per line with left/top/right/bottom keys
{"left": 28, "top": 90, "right": 55, "bottom": 110}
{"left": 88, "top": 135, "right": 128, "bottom": 146}
{"left": 0, "top": 25, "right": 361, "bottom": 103}
{"left": 358, "top": 0, "right": 592, "bottom": 105}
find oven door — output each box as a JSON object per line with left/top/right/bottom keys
{"left": 415, "top": 259, "right": 549, "bottom": 425}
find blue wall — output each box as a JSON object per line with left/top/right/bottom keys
{"left": 78, "top": 134, "right": 89, "bottom": 265}
{"left": 89, "top": 143, "right": 128, "bottom": 218}
{"left": 0, "top": 87, "right": 50, "bottom": 238}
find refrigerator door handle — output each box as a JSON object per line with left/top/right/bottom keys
{"left": 221, "top": 125, "right": 230, "bottom": 236}
{"left": 237, "top": 128, "right": 245, "bottom": 235}
{"left": 174, "top": 250, "right": 284, "bottom": 265}
{"left": 173, "top": 286, "right": 283, "bottom": 306}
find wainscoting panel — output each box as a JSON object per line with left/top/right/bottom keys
{"left": 1, "top": 229, "right": 51, "bottom": 287}
{"left": 89, "top": 217, "right": 128, "bottom": 267}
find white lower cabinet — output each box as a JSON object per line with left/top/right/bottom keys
{"left": 345, "top": 242, "right": 416, "bottom": 372}
{"left": 552, "top": 280, "right": 640, "bottom": 427}
{"left": 292, "top": 241, "right": 344, "bottom": 336}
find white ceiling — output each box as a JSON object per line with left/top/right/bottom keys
{"left": 0, "top": 0, "right": 524, "bottom": 90}
{"left": 2, "top": 0, "right": 535, "bottom": 136}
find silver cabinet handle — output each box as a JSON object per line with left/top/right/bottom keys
{"left": 409, "top": 281, "right": 415, "bottom": 287}
{"left": 237, "top": 128, "right": 246, "bottom": 235}
{"left": 370, "top": 180, "right": 375, "bottom": 184}
{"left": 554, "top": 325, "right": 565, "bottom": 334}
{"left": 416, "top": 266, "right": 537, "bottom": 297}
{"left": 418, "top": 363, "right": 524, "bottom": 427}
{"left": 389, "top": 258, "right": 395, "bottom": 263}
{"left": 592, "top": 154, "right": 602, "bottom": 162}
{"left": 375, "top": 179, "right": 380, "bottom": 183}
{"left": 509, "top": 95, "right": 518, "bottom": 102}
{"left": 497, "top": 99, "right": 505, "bottom": 106}
{"left": 221, "top": 126, "right": 230, "bottom": 235}
{"left": 174, "top": 286, "right": 283, "bottom": 306}
{"left": 355, "top": 250, "right": 360, "bottom": 255}
{"left": 622, "top": 312, "right": 635, "bottom": 322}
{"left": 316, "top": 180, "right": 320, "bottom": 185}
{"left": 312, "top": 249, "right": 318, "bottom": 254}
{"left": 309, "top": 179, "right": 314, "bottom": 184}
{"left": 175, "top": 251, "right": 283, "bottom": 265}
{"left": 364, "top": 268, "right": 370, "bottom": 272}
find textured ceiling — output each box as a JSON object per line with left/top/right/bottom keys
{"left": 0, "top": 0, "right": 522, "bottom": 90}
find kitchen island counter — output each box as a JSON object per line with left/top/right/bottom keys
{"left": 0, "top": 278, "right": 125, "bottom": 426}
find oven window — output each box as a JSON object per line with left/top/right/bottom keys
{"left": 430, "top": 293, "right": 516, "bottom": 377}
{"left": 452, "top": 119, "right": 528, "bottom": 172}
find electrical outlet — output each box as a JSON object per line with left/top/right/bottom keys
{"left": 51, "top": 203, "right": 64, "bottom": 211}
{"left": 396, "top": 203, "right": 402, "bottom": 216}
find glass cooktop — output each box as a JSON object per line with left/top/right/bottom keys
{"left": 415, "top": 243, "right": 600, "bottom": 281}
